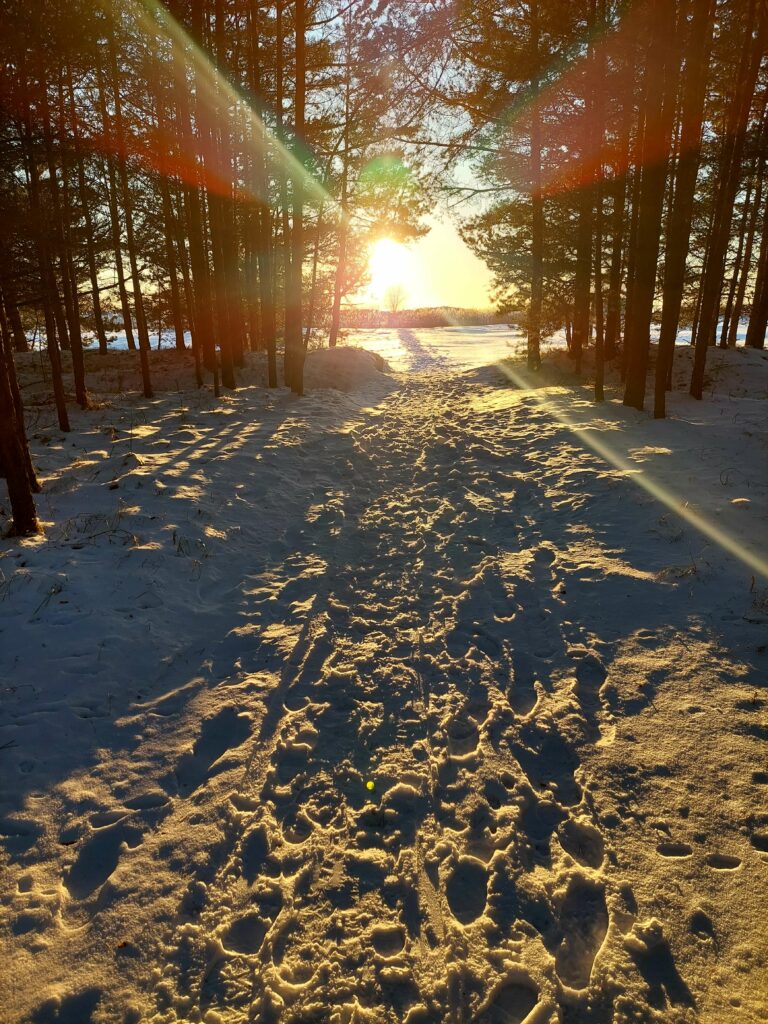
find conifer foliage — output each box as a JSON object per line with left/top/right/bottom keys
{"left": 452, "top": 0, "right": 768, "bottom": 410}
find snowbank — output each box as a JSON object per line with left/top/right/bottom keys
{"left": 303, "top": 345, "right": 390, "bottom": 391}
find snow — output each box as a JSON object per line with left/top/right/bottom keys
{"left": 1, "top": 335, "right": 767, "bottom": 1023}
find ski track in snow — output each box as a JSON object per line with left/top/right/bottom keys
{"left": 1, "top": 335, "right": 767, "bottom": 1024}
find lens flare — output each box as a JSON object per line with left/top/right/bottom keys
{"left": 495, "top": 360, "right": 768, "bottom": 582}
{"left": 87, "top": 0, "right": 331, "bottom": 208}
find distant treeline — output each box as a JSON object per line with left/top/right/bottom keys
{"left": 339, "top": 308, "right": 510, "bottom": 329}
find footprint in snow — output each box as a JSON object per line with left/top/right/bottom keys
{"left": 704, "top": 853, "right": 741, "bottom": 870}
{"left": 445, "top": 714, "right": 479, "bottom": 756}
{"left": 554, "top": 876, "right": 608, "bottom": 990}
{"left": 573, "top": 653, "right": 607, "bottom": 702}
{"left": 512, "top": 725, "right": 582, "bottom": 808}
{"left": 559, "top": 818, "right": 605, "bottom": 868}
{"left": 747, "top": 813, "right": 768, "bottom": 854}
{"left": 240, "top": 826, "right": 270, "bottom": 884}
{"left": 508, "top": 651, "right": 539, "bottom": 717}
{"left": 168, "top": 705, "right": 251, "bottom": 796}
{"left": 689, "top": 909, "right": 715, "bottom": 941}
{"left": 446, "top": 856, "right": 487, "bottom": 924}
{"left": 64, "top": 820, "right": 144, "bottom": 900}
{"left": 656, "top": 842, "right": 693, "bottom": 859}
{"left": 222, "top": 911, "right": 267, "bottom": 955}
{"left": 371, "top": 923, "right": 406, "bottom": 956}
{"left": 476, "top": 980, "right": 540, "bottom": 1024}
{"left": 30, "top": 987, "right": 102, "bottom": 1024}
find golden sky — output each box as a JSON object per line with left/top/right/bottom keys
{"left": 359, "top": 215, "right": 494, "bottom": 310}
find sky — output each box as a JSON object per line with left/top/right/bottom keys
{"left": 357, "top": 214, "right": 495, "bottom": 310}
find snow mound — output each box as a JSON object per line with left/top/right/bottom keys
{"left": 304, "top": 346, "right": 390, "bottom": 391}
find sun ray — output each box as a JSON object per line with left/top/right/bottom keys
{"left": 495, "top": 361, "right": 768, "bottom": 582}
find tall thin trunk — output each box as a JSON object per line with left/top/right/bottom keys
{"left": 719, "top": 168, "right": 756, "bottom": 348}
{"left": 160, "top": 176, "right": 186, "bottom": 351}
{"left": 245, "top": 3, "right": 277, "bottom": 385}
{"left": 572, "top": 0, "right": 597, "bottom": 383}
{"left": 621, "top": 146, "right": 643, "bottom": 379}
{"left": 275, "top": 0, "right": 292, "bottom": 369}
{"left": 205, "top": 0, "right": 236, "bottom": 389}
{"left": 593, "top": 0, "right": 607, "bottom": 403}
{"left": 170, "top": 11, "right": 217, "bottom": 385}
{"left": 654, "top": 0, "right": 714, "bottom": 417}
{"left": 106, "top": 36, "right": 153, "bottom": 398}
{"left": 623, "top": 0, "right": 677, "bottom": 411}
{"left": 528, "top": 0, "right": 543, "bottom": 372}
{"left": 54, "top": 77, "right": 88, "bottom": 397}
{"left": 285, "top": 0, "right": 306, "bottom": 394}
{"left": 0, "top": 330, "right": 39, "bottom": 535}
{"left": 729, "top": 144, "right": 766, "bottom": 347}
{"left": 0, "top": 262, "right": 29, "bottom": 353}
{"left": 691, "top": 0, "right": 766, "bottom": 397}
{"left": 39, "top": 64, "right": 88, "bottom": 409}
{"left": 304, "top": 202, "right": 324, "bottom": 349}
{"left": 19, "top": 109, "right": 70, "bottom": 433}
{"left": 0, "top": 297, "right": 39, "bottom": 494}
{"left": 95, "top": 56, "right": 136, "bottom": 352}
{"left": 66, "top": 64, "right": 109, "bottom": 354}
{"left": 328, "top": 48, "right": 353, "bottom": 349}
{"left": 745, "top": 210, "right": 768, "bottom": 349}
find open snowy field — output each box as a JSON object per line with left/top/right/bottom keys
{"left": 1, "top": 333, "right": 767, "bottom": 1024}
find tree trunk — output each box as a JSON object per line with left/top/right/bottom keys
{"left": 160, "top": 176, "right": 186, "bottom": 351}
{"left": 19, "top": 111, "right": 70, "bottom": 433}
{"left": 690, "top": 0, "right": 766, "bottom": 397}
{"left": 527, "top": 0, "right": 544, "bottom": 372}
{"left": 285, "top": 0, "right": 306, "bottom": 394}
{"left": 572, "top": 41, "right": 595, "bottom": 385}
{"left": 39, "top": 64, "right": 88, "bottom": 409}
{"left": 729, "top": 144, "right": 766, "bottom": 347}
{"left": 745, "top": 212, "right": 768, "bottom": 349}
{"left": 0, "top": 265, "right": 29, "bottom": 353}
{"left": 304, "top": 203, "right": 324, "bottom": 349}
{"left": 623, "top": 0, "right": 677, "bottom": 411}
{"left": 95, "top": 55, "right": 136, "bottom": 353}
{"left": 593, "top": 0, "right": 607, "bottom": 402}
{"left": 66, "top": 64, "right": 109, "bottom": 354}
{"left": 654, "top": 0, "right": 714, "bottom": 417}
{"left": 604, "top": 145, "right": 629, "bottom": 362}
{"left": 0, "top": 333, "right": 39, "bottom": 535}
{"left": 245, "top": 4, "right": 277, "bottom": 385}
{"left": 170, "top": 15, "right": 217, "bottom": 386}
{"left": 105, "top": 36, "right": 153, "bottom": 398}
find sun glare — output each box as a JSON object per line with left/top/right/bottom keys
{"left": 369, "top": 238, "right": 411, "bottom": 305}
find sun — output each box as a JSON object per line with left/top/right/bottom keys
{"left": 369, "top": 238, "right": 410, "bottom": 302}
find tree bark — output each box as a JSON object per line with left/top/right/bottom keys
{"left": 105, "top": 37, "right": 153, "bottom": 397}
{"left": 729, "top": 142, "right": 766, "bottom": 347}
{"left": 19, "top": 110, "right": 70, "bottom": 433}
{"left": 623, "top": 0, "right": 677, "bottom": 411}
{"left": 745, "top": 210, "right": 768, "bottom": 349}
{"left": 66, "top": 64, "right": 109, "bottom": 355}
{"left": 284, "top": 0, "right": 306, "bottom": 394}
{"left": 0, "top": 333, "right": 39, "bottom": 535}
{"left": 654, "top": 0, "right": 714, "bottom": 417}
{"left": 39, "top": 62, "right": 88, "bottom": 409}
{"left": 690, "top": 0, "right": 766, "bottom": 397}
{"left": 528, "top": 0, "right": 543, "bottom": 372}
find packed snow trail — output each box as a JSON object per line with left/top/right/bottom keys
{"left": 2, "top": 349, "right": 767, "bottom": 1024}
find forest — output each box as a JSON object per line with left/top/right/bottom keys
{"left": 1, "top": 3, "right": 767, "bottom": 1023}
{"left": 1, "top": 0, "right": 767, "bottom": 535}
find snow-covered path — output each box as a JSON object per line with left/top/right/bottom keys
{"left": 2, "top": 351, "right": 767, "bottom": 1023}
